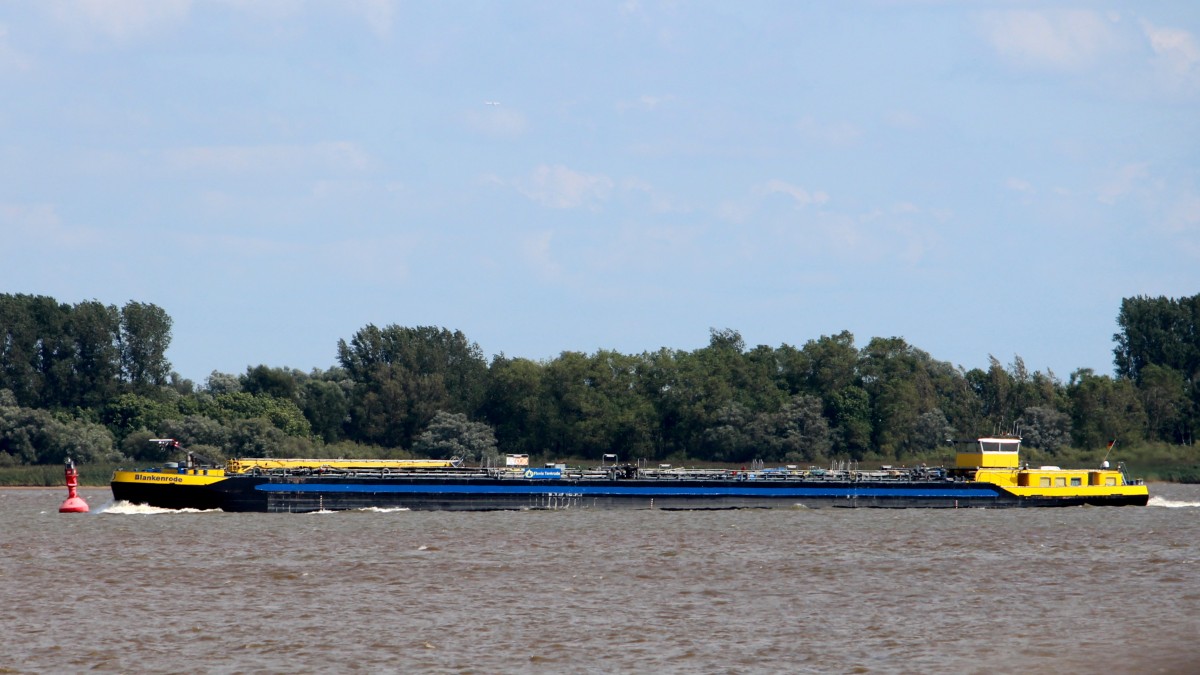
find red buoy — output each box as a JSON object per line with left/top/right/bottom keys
{"left": 59, "top": 458, "right": 89, "bottom": 513}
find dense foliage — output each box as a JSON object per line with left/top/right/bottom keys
{"left": 2, "top": 292, "right": 1198, "bottom": 471}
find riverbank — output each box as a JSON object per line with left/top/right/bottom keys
{"left": 0, "top": 463, "right": 122, "bottom": 488}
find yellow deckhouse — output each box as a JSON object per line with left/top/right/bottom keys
{"left": 956, "top": 436, "right": 1148, "bottom": 503}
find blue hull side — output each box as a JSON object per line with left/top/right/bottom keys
{"left": 113, "top": 475, "right": 1147, "bottom": 512}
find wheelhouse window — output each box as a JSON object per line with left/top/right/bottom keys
{"left": 979, "top": 440, "right": 1019, "bottom": 453}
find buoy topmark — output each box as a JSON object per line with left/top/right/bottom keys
{"left": 59, "top": 457, "right": 89, "bottom": 513}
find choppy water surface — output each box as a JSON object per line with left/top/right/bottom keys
{"left": 2, "top": 484, "right": 1199, "bottom": 674}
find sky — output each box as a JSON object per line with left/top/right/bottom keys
{"left": 1, "top": 1, "right": 1197, "bottom": 386}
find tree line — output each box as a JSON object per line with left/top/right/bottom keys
{"left": 1, "top": 292, "right": 1197, "bottom": 468}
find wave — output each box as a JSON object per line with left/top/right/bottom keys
{"left": 98, "top": 502, "right": 412, "bottom": 515}
{"left": 1148, "top": 496, "right": 1200, "bottom": 508}
{"left": 300, "top": 506, "right": 411, "bottom": 514}
{"left": 99, "top": 500, "right": 222, "bottom": 515}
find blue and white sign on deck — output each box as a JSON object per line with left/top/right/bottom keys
{"left": 523, "top": 468, "right": 563, "bottom": 480}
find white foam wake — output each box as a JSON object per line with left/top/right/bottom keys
{"left": 1148, "top": 496, "right": 1200, "bottom": 508}
{"left": 299, "top": 506, "right": 410, "bottom": 514}
{"left": 99, "top": 500, "right": 222, "bottom": 515}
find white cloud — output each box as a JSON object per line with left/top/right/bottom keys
{"left": 883, "top": 110, "right": 922, "bottom": 131}
{"left": 516, "top": 165, "right": 614, "bottom": 210}
{"left": 0, "top": 24, "right": 32, "bottom": 73}
{"left": 980, "top": 9, "right": 1119, "bottom": 70}
{"left": 618, "top": 1, "right": 643, "bottom": 18}
{"left": 763, "top": 197, "right": 944, "bottom": 268}
{"left": 1165, "top": 191, "right": 1200, "bottom": 235}
{"left": 759, "top": 179, "right": 829, "bottom": 208}
{"left": 325, "top": 234, "right": 414, "bottom": 284}
{"left": 521, "top": 230, "right": 562, "bottom": 280}
{"left": 795, "top": 116, "right": 861, "bottom": 146}
{"left": 165, "top": 142, "right": 373, "bottom": 174}
{"left": 48, "top": 0, "right": 192, "bottom": 43}
{"left": 1006, "top": 178, "right": 1035, "bottom": 194}
{"left": 621, "top": 178, "right": 686, "bottom": 214}
{"left": 616, "top": 94, "right": 674, "bottom": 113}
{"left": 715, "top": 199, "right": 752, "bottom": 224}
{"left": 310, "top": 179, "right": 374, "bottom": 200}
{"left": 849, "top": 207, "right": 939, "bottom": 266}
{"left": 1097, "top": 162, "right": 1149, "bottom": 205}
{"left": 815, "top": 211, "right": 876, "bottom": 260}
{"left": 349, "top": 0, "right": 395, "bottom": 38}
{"left": 464, "top": 106, "right": 527, "bottom": 138}
{"left": 178, "top": 231, "right": 306, "bottom": 259}
{"left": 1141, "top": 20, "right": 1200, "bottom": 90}
{"left": 0, "top": 202, "right": 103, "bottom": 248}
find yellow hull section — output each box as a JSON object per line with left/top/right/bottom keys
{"left": 224, "top": 458, "right": 458, "bottom": 473}
{"left": 975, "top": 467, "right": 1149, "bottom": 501}
{"left": 111, "top": 458, "right": 459, "bottom": 492}
{"left": 111, "top": 468, "right": 229, "bottom": 487}
{"left": 1001, "top": 484, "right": 1149, "bottom": 499}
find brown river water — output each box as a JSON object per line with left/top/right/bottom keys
{"left": 2, "top": 484, "right": 1199, "bottom": 674}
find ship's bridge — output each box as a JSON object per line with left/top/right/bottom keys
{"left": 956, "top": 436, "right": 1021, "bottom": 469}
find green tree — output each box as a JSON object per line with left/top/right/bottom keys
{"left": 412, "top": 411, "right": 498, "bottom": 462}
{"left": 798, "top": 330, "right": 861, "bottom": 395}
{"left": 104, "top": 393, "right": 182, "bottom": 439}
{"left": 119, "top": 301, "right": 173, "bottom": 389}
{"left": 860, "top": 337, "right": 933, "bottom": 457}
{"left": 204, "top": 371, "right": 242, "bottom": 394}
{"left": 0, "top": 404, "right": 117, "bottom": 465}
{"left": 31, "top": 297, "right": 73, "bottom": 409}
{"left": 207, "top": 392, "right": 312, "bottom": 438}
{"left": 700, "top": 401, "right": 754, "bottom": 462}
{"left": 967, "top": 355, "right": 1015, "bottom": 428}
{"left": 67, "top": 300, "right": 122, "bottom": 408}
{"left": 301, "top": 376, "right": 350, "bottom": 443}
{"left": 753, "top": 394, "right": 831, "bottom": 463}
{"left": 242, "top": 365, "right": 302, "bottom": 401}
{"left": 1114, "top": 294, "right": 1200, "bottom": 383}
{"left": 1137, "top": 364, "right": 1191, "bottom": 444}
{"left": 1067, "top": 369, "right": 1147, "bottom": 450}
{"left": 0, "top": 295, "right": 60, "bottom": 407}
{"left": 159, "top": 414, "right": 233, "bottom": 457}
{"left": 226, "top": 418, "right": 290, "bottom": 458}
{"left": 828, "top": 385, "right": 872, "bottom": 458}
{"left": 481, "top": 355, "right": 546, "bottom": 457}
{"left": 583, "top": 350, "right": 657, "bottom": 458}
{"left": 913, "top": 408, "right": 953, "bottom": 453}
{"left": 1018, "top": 405, "right": 1071, "bottom": 453}
{"left": 536, "top": 349, "right": 659, "bottom": 460}
{"left": 639, "top": 347, "right": 699, "bottom": 458}
{"left": 338, "top": 325, "right": 488, "bottom": 448}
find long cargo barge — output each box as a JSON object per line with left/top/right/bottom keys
{"left": 110, "top": 436, "right": 1148, "bottom": 512}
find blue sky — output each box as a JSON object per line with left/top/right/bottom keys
{"left": 1, "top": 1, "right": 1197, "bottom": 385}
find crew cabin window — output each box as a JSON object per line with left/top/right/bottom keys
{"left": 1055, "top": 477, "right": 1066, "bottom": 487}
{"left": 1106, "top": 478, "right": 1117, "bottom": 486}
{"left": 1070, "top": 477, "right": 1082, "bottom": 487}
{"left": 1040, "top": 477, "right": 1051, "bottom": 487}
